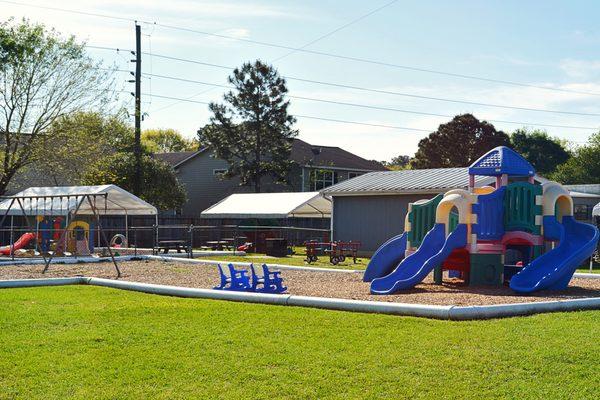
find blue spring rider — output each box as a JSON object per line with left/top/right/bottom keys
{"left": 214, "top": 263, "right": 287, "bottom": 294}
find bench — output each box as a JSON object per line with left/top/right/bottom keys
{"left": 156, "top": 240, "right": 188, "bottom": 254}
{"left": 214, "top": 264, "right": 251, "bottom": 291}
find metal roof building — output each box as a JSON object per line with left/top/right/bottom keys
{"left": 322, "top": 168, "right": 493, "bottom": 196}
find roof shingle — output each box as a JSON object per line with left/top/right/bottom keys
{"left": 154, "top": 139, "right": 387, "bottom": 171}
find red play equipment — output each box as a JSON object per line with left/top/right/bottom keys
{"left": 0, "top": 232, "right": 36, "bottom": 255}
{"left": 305, "top": 240, "right": 361, "bottom": 265}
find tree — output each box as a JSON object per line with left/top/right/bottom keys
{"left": 34, "top": 111, "right": 187, "bottom": 210}
{"left": 36, "top": 111, "right": 134, "bottom": 185}
{"left": 510, "top": 128, "right": 570, "bottom": 175}
{"left": 382, "top": 154, "right": 410, "bottom": 170}
{"left": 550, "top": 132, "right": 600, "bottom": 184}
{"left": 142, "top": 128, "right": 198, "bottom": 153}
{"left": 0, "top": 19, "right": 114, "bottom": 194}
{"left": 411, "top": 114, "right": 510, "bottom": 169}
{"left": 198, "top": 60, "right": 297, "bottom": 192}
{"left": 82, "top": 153, "right": 187, "bottom": 210}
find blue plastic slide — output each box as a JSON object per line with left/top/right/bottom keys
{"left": 510, "top": 216, "right": 599, "bottom": 293}
{"left": 363, "top": 232, "right": 407, "bottom": 282}
{"left": 370, "top": 223, "right": 468, "bottom": 294}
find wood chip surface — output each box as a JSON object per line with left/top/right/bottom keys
{"left": 1, "top": 260, "right": 599, "bottom": 306}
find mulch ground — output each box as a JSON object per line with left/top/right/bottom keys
{"left": 0, "top": 259, "right": 599, "bottom": 306}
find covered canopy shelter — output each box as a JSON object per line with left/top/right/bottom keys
{"left": 201, "top": 192, "right": 331, "bottom": 219}
{"left": 0, "top": 185, "right": 157, "bottom": 216}
{"left": 0, "top": 185, "right": 157, "bottom": 276}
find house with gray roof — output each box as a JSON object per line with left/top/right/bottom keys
{"left": 155, "top": 138, "right": 387, "bottom": 216}
{"left": 322, "top": 168, "right": 600, "bottom": 254}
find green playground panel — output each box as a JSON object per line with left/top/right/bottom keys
{"left": 407, "top": 194, "right": 443, "bottom": 247}
{"left": 449, "top": 211, "right": 459, "bottom": 232}
{"left": 503, "top": 182, "right": 542, "bottom": 235}
{"left": 469, "top": 253, "right": 504, "bottom": 286}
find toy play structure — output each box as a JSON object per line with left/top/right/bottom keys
{"left": 364, "top": 146, "right": 600, "bottom": 294}
{"left": 214, "top": 263, "right": 287, "bottom": 294}
{"left": 0, "top": 232, "right": 37, "bottom": 255}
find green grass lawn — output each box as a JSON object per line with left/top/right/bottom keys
{"left": 1, "top": 287, "right": 599, "bottom": 399}
{"left": 200, "top": 246, "right": 369, "bottom": 270}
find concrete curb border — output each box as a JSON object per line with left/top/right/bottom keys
{"left": 2, "top": 277, "right": 600, "bottom": 320}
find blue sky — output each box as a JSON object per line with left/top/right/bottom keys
{"left": 2, "top": 0, "right": 600, "bottom": 161}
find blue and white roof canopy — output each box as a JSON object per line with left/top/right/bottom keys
{"left": 468, "top": 146, "right": 535, "bottom": 177}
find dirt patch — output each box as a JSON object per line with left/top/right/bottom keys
{"left": 1, "top": 259, "right": 599, "bottom": 306}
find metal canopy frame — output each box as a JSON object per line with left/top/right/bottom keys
{"left": 0, "top": 193, "right": 121, "bottom": 277}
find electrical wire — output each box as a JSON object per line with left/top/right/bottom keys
{"left": 138, "top": 51, "right": 600, "bottom": 117}
{"left": 4, "top": 0, "right": 600, "bottom": 97}
{"left": 140, "top": 72, "right": 600, "bottom": 130}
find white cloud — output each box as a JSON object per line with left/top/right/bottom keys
{"left": 559, "top": 59, "right": 600, "bottom": 79}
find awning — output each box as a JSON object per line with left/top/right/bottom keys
{"left": 0, "top": 185, "right": 157, "bottom": 216}
{"left": 201, "top": 192, "right": 331, "bottom": 219}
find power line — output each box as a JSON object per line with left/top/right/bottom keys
{"left": 140, "top": 93, "right": 429, "bottom": 132}
{"left": 140, "top": 51, "right": 600, "bottom": 117}
{"left": 271, "top": 0, "right": 399, "bottom": 62}
{"left": 5, "top": 0, "right": 600, "bottom": 97}
{"left": 149, "top": 29, "right": 600, "bottom": 98}
{"left": 152, "top": 0, "right": 400, "bottom": 114}
{"left": 141, "top": 72, "right": 600, "bottom": 130}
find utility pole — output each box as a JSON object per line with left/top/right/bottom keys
{"left": 132, "top": 23, "right": 142, "bottom": 196}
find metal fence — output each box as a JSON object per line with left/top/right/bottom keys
{"left": 0, "top": 222, "right": 331, "bottom": 260}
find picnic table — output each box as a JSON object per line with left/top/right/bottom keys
{"left": 156, "top": 240, "right": 188, "bottom": 254}
{"left": 205, "top": 240, "right": 231, "bottom": 251}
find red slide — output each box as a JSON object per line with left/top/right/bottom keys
{"left": 0, "top": 232, "right": 36, "bottom": 255}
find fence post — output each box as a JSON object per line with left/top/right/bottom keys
{"left": 189, "top": 224, "right": 193, "bottom": 259}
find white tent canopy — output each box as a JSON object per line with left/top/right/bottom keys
{"left": 0, "top": 185, "right": 157, "bottom": 216}
{"left": 201, "top": 192, "right": 331, "bottom": 219}
{"left": 593, "top": 202, "right": 600, "bottom": 217}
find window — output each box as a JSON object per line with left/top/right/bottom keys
{"left": 348, "top": 172, "right": 361, "bottom": 179}
{"left": 310, "top": 169, "right": 338, "bottom": 190}
{"left": 213, "top": 169, "right": 227, "bottom": 176}
{"left": 574, "top": 204, "right": 592, "bottom": 221}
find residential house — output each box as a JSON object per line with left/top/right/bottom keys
{"left": 155, "top": 138, "right": 387, "bottom": 216}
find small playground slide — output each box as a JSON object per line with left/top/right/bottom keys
{"left": 370, "top": 224, "right": 468, "bottom": 294}
{"left": 510, "top": 216, "right": 599, "bottom": 293}
{"left": 363, "top": 232, "right": 407, "bottom": 282}
{"left": 0, "top": 232, "right": 36, "bottom": 255}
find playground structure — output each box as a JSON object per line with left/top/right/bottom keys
{"left": 0, "top": 185, "right": 158, "bottom": 276}
{"left": 364, "top": 146, "right": 600, "bottom": 294}
{"left": 214, "top": 263, "right": 287, "bottom": 294}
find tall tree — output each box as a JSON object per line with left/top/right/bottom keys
{"left": 198, "top": 60, "right": 297, "bottom": 192}
{"left": 411, "top": 114, "right": 510, "bottom": 169}
{"left": 510, "top": 128, "right": 570, "bottom": 175}
{"left": 142, "top": 128, "right": 198, "bottom": 153}
{"left": 550, "top": 132, "right": 600, "bottom": 184}
{"left": 35, "top": 111, "right": 134, "bottom": 185}
{"left": 382, "top": 154, "right": 410, "bottom": 170}
{"left": 0, "top": 19, "right": 114, "bottom": 194}
{"left": 82, "top": 153, "right": 187, "bottom": 210}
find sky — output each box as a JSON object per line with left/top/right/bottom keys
{"left": 1, "top": 0, "right": 600, "bottom": 161}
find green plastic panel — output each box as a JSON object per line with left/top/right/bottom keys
{"left": 407, "top": 194, "right": 443, "bottom": 247}
{"left": 503, "top": 182, "right": 542, "bottom": 234}
{"left": 469, "top": 253, "right": 504, "bottom": 286}
{"left": 449, "top": 211, "right": 459, "bottom": 232}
